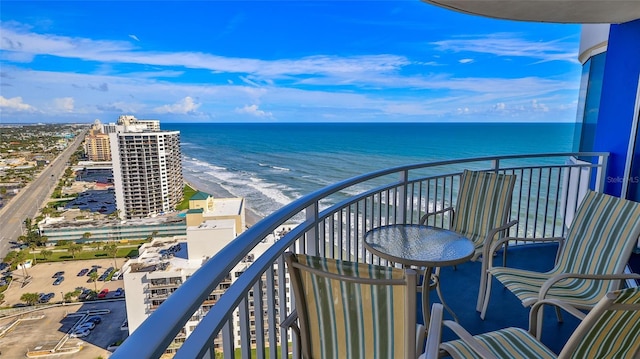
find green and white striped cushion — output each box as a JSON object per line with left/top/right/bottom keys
{"left": 442, "top": 287, "right": 640, "bottom": 358}
{"left": 453, "top": 170, "right": 516, "bottom": 253}
{"left": 296, "top": 255, "right": 408, "bottom": 359}
{"left": 441, "top": 327, "right": 556, "bottom": 359}
{"left": 568, "top": 287, "right": 640, "bottom": 359}
{"left": 489, "top": 190, "right": 640, "bottom": 307}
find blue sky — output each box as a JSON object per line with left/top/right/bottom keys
{"left": 1, "top": 1, "right": 582, "bottom": 123}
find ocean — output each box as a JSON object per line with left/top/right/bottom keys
{"left": 163, "top": 122, "right": 576, "bottom": 222}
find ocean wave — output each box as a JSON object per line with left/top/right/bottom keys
{"left": 258, "top": 163, "right": 291, "bottom": 172}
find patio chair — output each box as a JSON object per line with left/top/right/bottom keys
{"left": 480, "top": 190, "right": 640, "bottom": 320}
{"left": 421, "top": 286, "right": 640, "bottom": 359}
{"left": 282, "top": 252, "right": 426, "bottom": 359}
{"left": 419, "top": 169, "right": 517, "bottom": 312}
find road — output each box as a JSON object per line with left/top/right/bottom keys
{"left": 0, "top": 128, "right": 88, "bottom": 260}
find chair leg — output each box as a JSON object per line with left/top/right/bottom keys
{"left": 476, "top": 260, "right": 487, "bottom": 312}
{"left": 480, "top": 273, "right": 493, "bottom": 320}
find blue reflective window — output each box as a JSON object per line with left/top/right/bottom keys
{"left": 574, "top": 52, "right": 607, "bottom": 156}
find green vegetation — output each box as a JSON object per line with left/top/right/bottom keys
{"left": 31, "top": 246, "right": 140, "bottom": 262}
{"left": 20, "top": 292, "right": 40, "bottom": 306}
{"left": 176, "top": 183, "right": 197, "bottom": 210}
{"left": 214, "top": 346, "right": 289, "bottom": 358}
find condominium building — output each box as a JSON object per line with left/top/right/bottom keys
{"left": 120, "top": 195, "right": 285, "bottom": 356}
{"left": 84, "top": 121, "right": 112, "bottom": 162}
{"left": 110, "top": 126, "right": 183, "bottom": 219}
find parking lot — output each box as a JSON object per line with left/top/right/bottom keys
{"left": 2, "top": 258, "right": 127, "bottom": 306}
{"left": 0, "top": 300, "right": 128, "bottom": 358}
{"left": 1, "top": 258, "right": 129, "bottom": 358}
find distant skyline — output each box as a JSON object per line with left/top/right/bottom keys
{"left": 1, "top": 1, "right": 582, "bottom": 124}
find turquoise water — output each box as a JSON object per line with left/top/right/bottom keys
{"left": 163, "top": 122, "right": 576, "bottom": 218}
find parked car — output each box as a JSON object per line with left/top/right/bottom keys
{"left": 97, "top": 288, "right": 109, "bottom": 298}
{"left": 70, "top": 328, "right": 90, "bottom": 338}
{"left": 52, "top": 271, "right": 65, "bottom": 278}
{"left": 78, "top": 289, "right": 91, "bottom": 300}
{"left": 77, "top": 322, "right": 95, "bottom": 330}
{"left": 77, "top": 268, "right": 89, "bottom": 276}
{"left": 87, "top": 268, "right": 98, "bottom": 276}
{"left": 86, "top": 315, "right": 102, "bottom": 324}
{"left": 53, "top": 276, "right": 64, "bottom": 285}
{"left": 114, "top": 288, "right": 124, "bottom": 297}
{"left": 39, "top": 292, "right": 54, "bottom": 303}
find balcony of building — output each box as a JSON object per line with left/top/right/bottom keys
{"left": 111, "top": 151, "right": 640, "bottom": 358}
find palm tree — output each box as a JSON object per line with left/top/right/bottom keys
{"left": 105, "top": 243, "right": 118, "bottom": 270}
{"left": 68, "top": 243, "right": 83, "bottom": 259}
{"left": 20, "top": 292, "right": 40, "bottom": 306}
{"left": 89, "top": 271, "right": 99, "bottom": 291}
{"left": 82, "top": 232, "right": 92, "bottom": 241}
{"left": 41, "top": 249, "right": 53, "bottom": 261}
{"left": 12, "top": 250, "right": 30, "bottom": 278}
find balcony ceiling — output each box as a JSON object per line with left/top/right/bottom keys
{"left": 421, "top": 0, "right": 640, "bottom": 24}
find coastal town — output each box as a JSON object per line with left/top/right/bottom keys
{"left": 0, "top": 117, "right": 285, "bottom": 358}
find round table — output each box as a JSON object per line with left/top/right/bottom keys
{"left": 364, "top": 224, "right": 474, "bottom": 326}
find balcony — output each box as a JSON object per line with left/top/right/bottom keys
{"left": 113, "top": 152, "right": 631, "bottom": 358}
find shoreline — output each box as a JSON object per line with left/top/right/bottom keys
{"left": 182, "top": 173, "right": 264, "bottom": 228}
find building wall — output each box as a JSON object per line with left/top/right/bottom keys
{"left": 111, "top": 130, "right": 183, "bottom": 219}
{"left": 187, "top": 220, "right": 236, "bottom": 261}
{"left": 592, "top": 19, "right": 640, "bottom": 198}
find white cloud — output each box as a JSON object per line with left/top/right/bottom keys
{"left": 0, "top": 95, "right": 36, "bottom": 111}
{"left": 235, "top": 104, "right": 273, "bottom": 118}
{"left": 154, "top": 96, "right": 201, "bottom": 114}
{"left": 129, "top": 34, "right": 140, "bottom": 42}
{"left": 0, "top": 25, "right": 408, "bottom": 80}
{"left": 53, "top": 97, "right": 74, "bottom": 112}
{"left": 459, "top": 58, "right": 474, "bottom": 64}
{"left": 431, "top": 33, "right": 578, "bottom": 63}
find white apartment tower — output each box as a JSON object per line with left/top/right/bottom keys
{"left": 110, "top": 125, "right": 183, "bottom": 219}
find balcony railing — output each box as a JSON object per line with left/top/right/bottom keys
{"left": 112, "top": 152, "right": 608, "bottom": 359}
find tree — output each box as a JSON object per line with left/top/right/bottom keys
{"left": 68, "top": 243, "right": 83, "bottom": 259}
{"left": 104, "top": 243, "right": 118, "bottom": 270}
{"left": 89, "top": 271, "right": 99, "bottom": 291}
{"left": 11, "top": 250, "right": 30, "bottom": 278}
{"left": 41, "top": 249, "right": 53, "bottom": 261}
{"left": 20, "top": 292, "right": 40, "bottom": 306}
{"left": 82, "top": 232, "right": 92, "bottom": 240}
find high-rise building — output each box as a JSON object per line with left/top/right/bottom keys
{"left": 84, "top": 120, "right": 112, "bottom": 161}
{"left": 110, "top": 121, "right": 182, "bottom": 219}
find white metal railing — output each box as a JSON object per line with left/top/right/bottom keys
{"left": 111, "top": 152, "right": 608, "bottom": 359}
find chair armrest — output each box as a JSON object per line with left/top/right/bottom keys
{"left": 482, "top": 220, "right": 519, "bottom": 259}
{"left": 538, "top": 273, "right": 640, "bottom": 303}
{"left": 421, "top": 303, "right": 498, "bottom": 359}
{"left": 528, "top": 298, "right": 589, "bottom": 338}
{"left": 280, "top": 309, "right": 301, "bottom": 338}
{"left": 419, "top": 207, "right": 454, "bottom": 226}
{"left": 485, "top": 236, "right": 565, "bottom": 270}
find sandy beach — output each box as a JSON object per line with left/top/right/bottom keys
{"left": 183, "top": 173, "right": 264, "bottom": 228}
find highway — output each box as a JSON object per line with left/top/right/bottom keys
{"left": 0, "top": 128, "right": 88, "bottom": 260}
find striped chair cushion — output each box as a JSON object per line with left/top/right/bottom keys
{"left": 453, "top": 170, "right": 516, "bottom": 254}
{"left": 442, "top": 287, "right": 640, "bottom": 359}
{"left": 567, "top": 287, "right": 640, "bottom": 359}
{"left": 440, "top": 327, "right": 556, "bottom": 359}
{"left": 489, "top": 190, "right": 640, "bottom": 307}
{"left": 296, "top": 255, "right": 409, "bottom": 359}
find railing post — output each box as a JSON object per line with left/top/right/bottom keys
{"left": 491, "top": 159, "right": 500, "bottom": 172}
{"left": 595, "top": 154, "right": 608, "bottom": 192}
{"left": 305, "top": 202, "right": 319, "bottom": 255}
{"left": 398, "top": 170, "right": 408, "bottom": 224}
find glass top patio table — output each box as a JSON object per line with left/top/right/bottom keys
{"left": 364, "top": 224, "right": 474, "bottom": 326}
